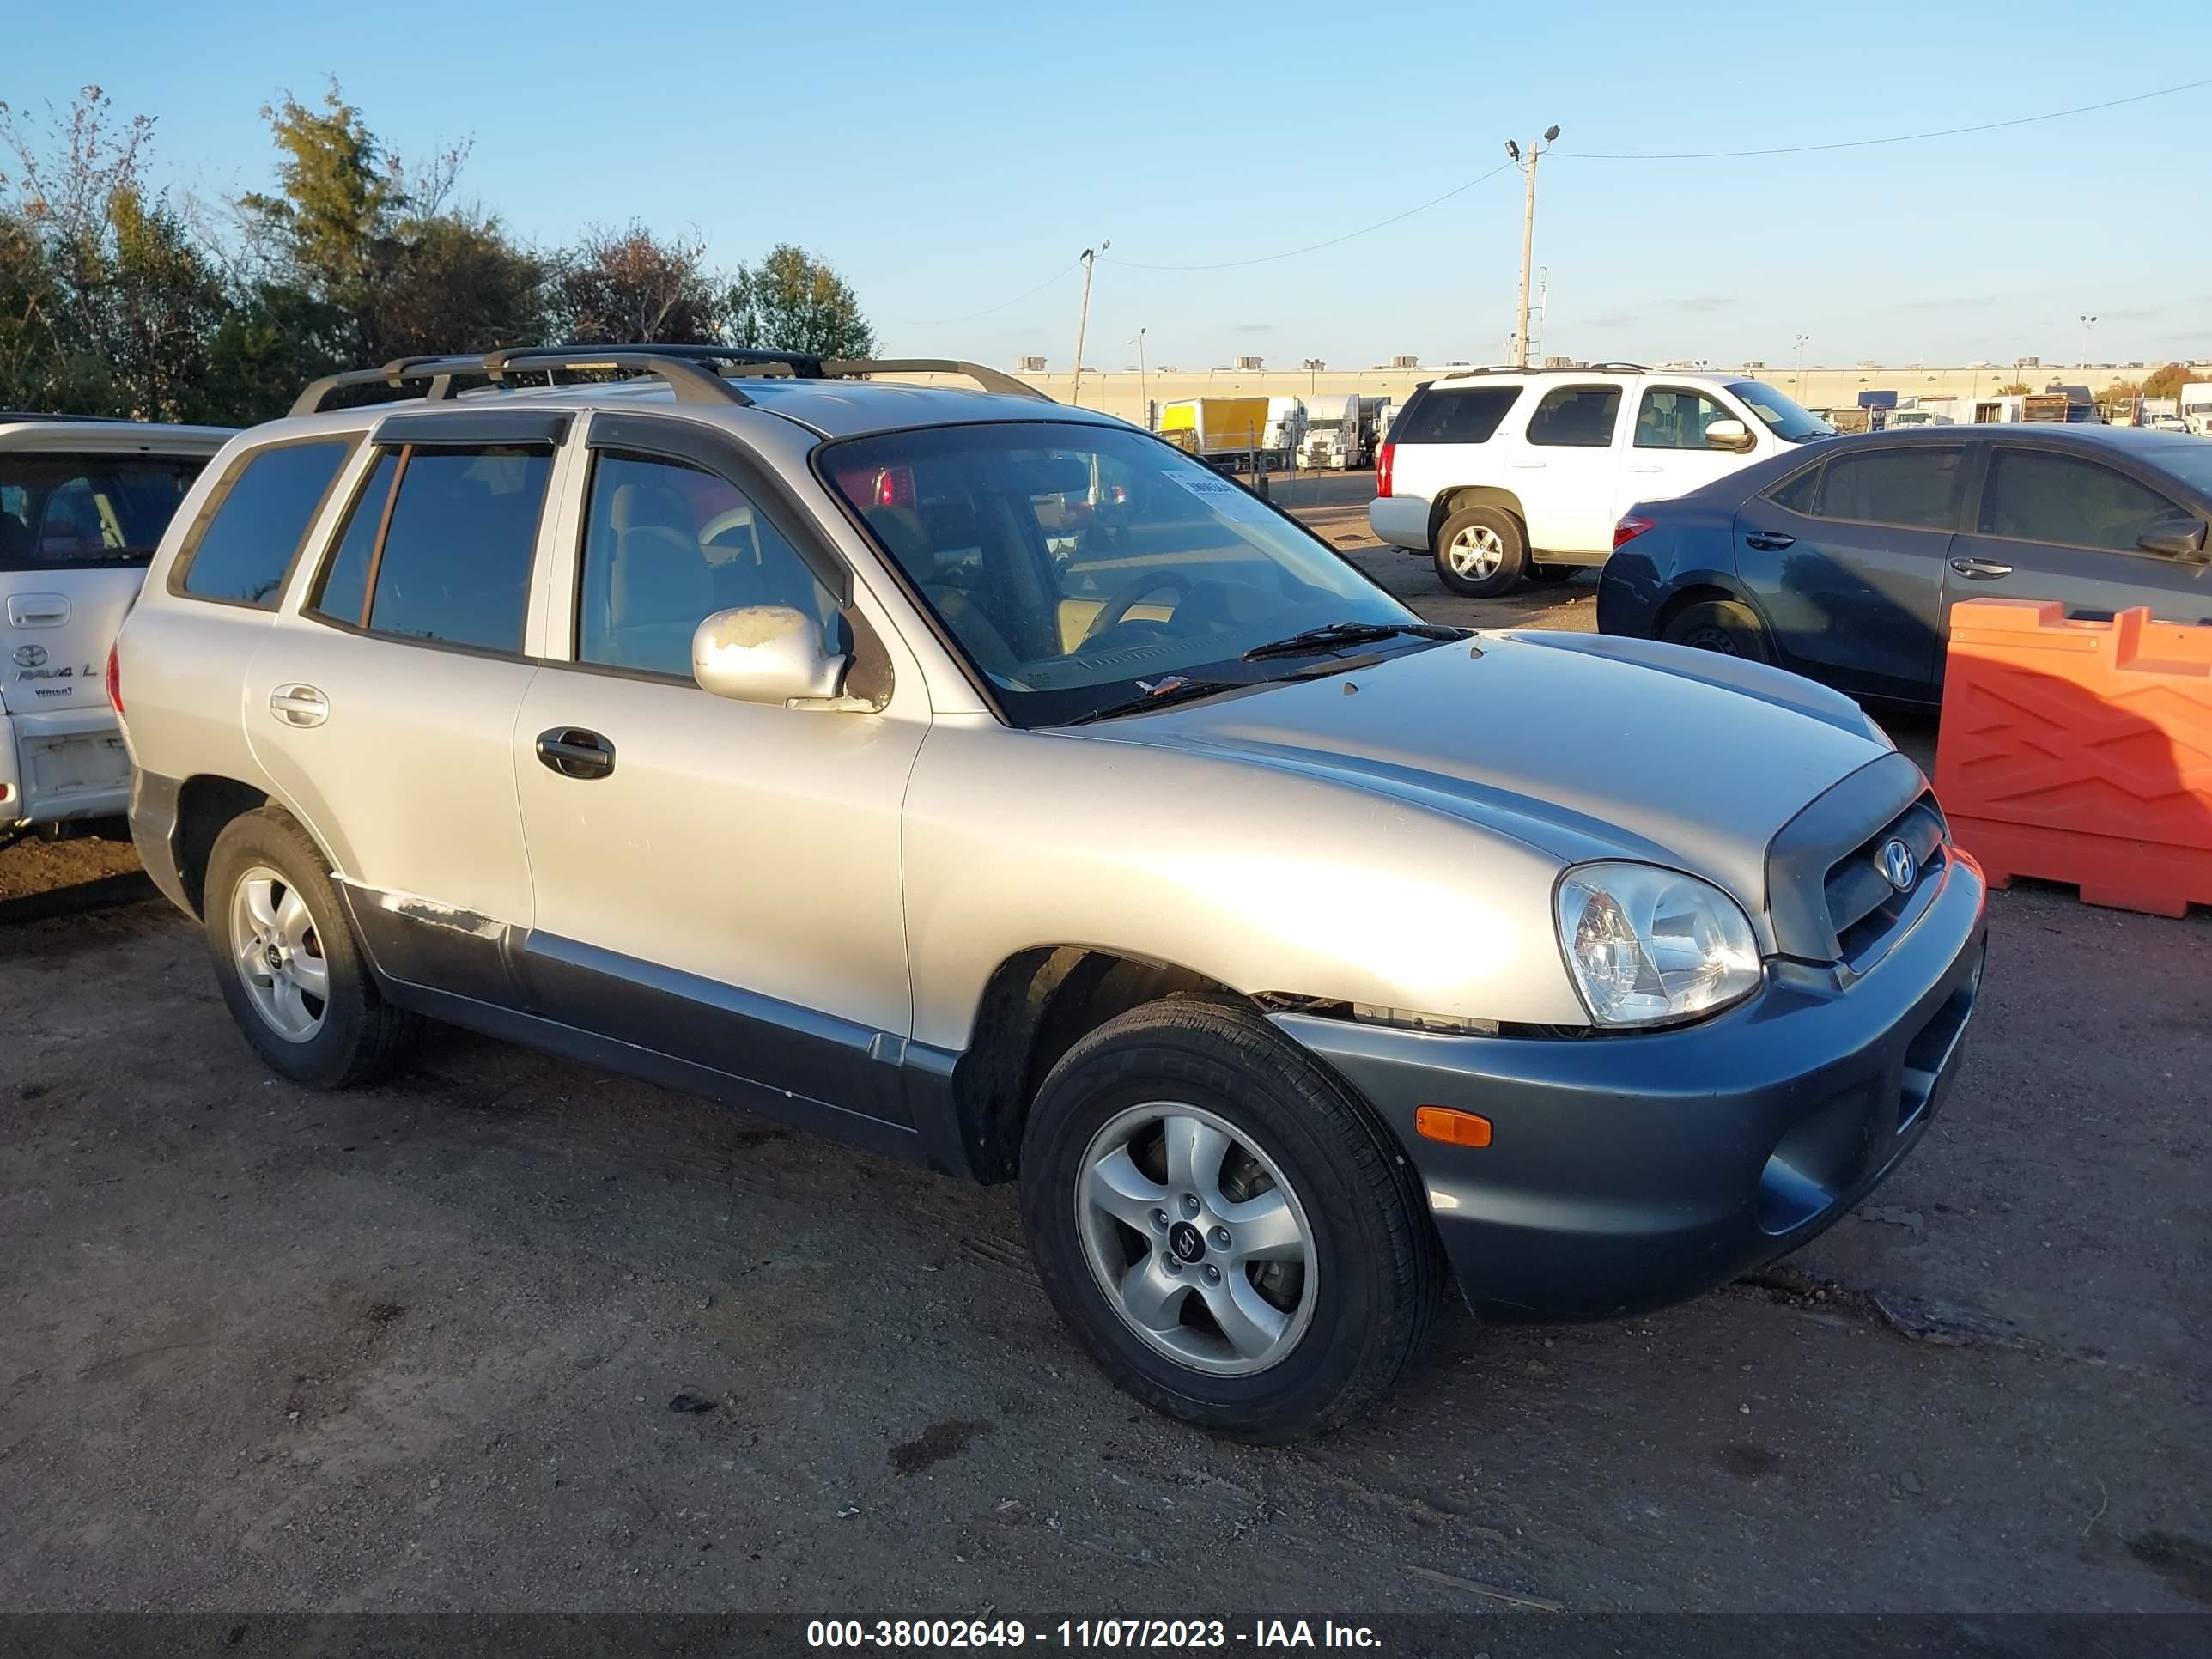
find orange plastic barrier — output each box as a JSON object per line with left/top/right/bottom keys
{"left": 1934, "top": 599, "right": 2212, "bottom": 918}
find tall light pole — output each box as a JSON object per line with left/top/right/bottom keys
{"left": 2079, "top": 313, "right": 2097, "bottom": 366}
{"left": 1794, "top": 332, "right": 1812, "bottom": 406}
{"left": 1504, "top": 125, "right": 1559, "bottom": 368}
{"left": 1070, "top": 240, "right": 1108, "bottom": 407}
{"left": 1131, "top": 326, "right": 1147, "bottom": 429}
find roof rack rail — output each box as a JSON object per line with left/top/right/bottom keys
{"left": 1581, "top": 362, "right": 1653, "bottom": 373}
{"left": 0, "top": 410, "right": 134, "bottom": 424}
{"left": 289, "top": 344, "right": 1057, "bottom": 417}
{"left": 821, "top": 358, "right": 1052, "bottom": 402}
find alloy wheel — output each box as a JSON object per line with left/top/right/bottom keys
{"left": 1074, "top": 1101, "right": 1316, "bottom": 1376}
{"left": 1447, "top": 525, "right": 1506, "bottom": 580}
{"left": 228, "top": 866, "right": 329, "bottom": 1042}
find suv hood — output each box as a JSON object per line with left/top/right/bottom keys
{"left": 1068, "top": 630, "right": 1899, "bottom": 928}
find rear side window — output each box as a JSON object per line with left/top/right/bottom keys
{"left": 1395, "top": 386, "right": 1522, "bottom": 446}
{"left": 176, "top": 440, "right": 351, "bottom": 605}
{"left": 1978, "top": 450, "right": 2187, "bottom": 553}
{"left": 309, "top": 446, "right": 552, "bottom": 653}
{"left": 1811, "top": 447, "right": 1962, "bottom": 530}
{"left": 1525, "top": 385, "right": 1622, "bottom": 448}
{"left": 1767, "top": 465, "right": 1823, "bottom": 514}
{"left": 0, "top": 454, "right": 206, "bottom": 572}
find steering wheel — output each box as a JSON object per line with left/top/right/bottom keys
{"left": 698, "top": 506, "right": 757, "bottom": 548}
{"left": 1082, "top": 570, "right": 1193, "bottom": 644}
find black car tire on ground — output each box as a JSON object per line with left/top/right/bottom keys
{"left": 1432, "top": 505, "right": 1528, "bottom": 598}
{"left": 1662, "top": 599, "right": 1775, "bottom": 663}
{"left": 1524, "top": 563, "right": 1577, "bottom": 585}
{"left": 204, "top": 808, "right": 421, "bottom": 1088}
{"left": 1019, "top": 994, "right": 1443, "bottom": 1443}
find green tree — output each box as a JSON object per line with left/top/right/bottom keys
{"left": 1995, "top": 381, "right": 2033, "bottom": 396}
{"left": 550, "top": 222, "right": 723, "bottom": 343}
{"left": 238, "top": 82, "right": 542, "bottom": 368}
{"left": 2142, "top": 362, "right": 2192, "bottom": 401}
{"left": 726, "top": 244, "right": 874, "bottom": 357}
{"left": 0, "top": 87, "right": 232, "bottom": 419}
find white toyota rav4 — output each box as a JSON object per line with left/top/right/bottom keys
{"left": 1369, "top": 366, "right": 1833, "bottom": 596}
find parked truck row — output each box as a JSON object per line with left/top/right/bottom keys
{"left": 1153, "top": 393, "right": 1394, "bottom": 471}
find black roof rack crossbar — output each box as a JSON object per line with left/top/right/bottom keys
{"left": 821, "top": 358, "right": 1052, "bottom": 401}
{"left": 482, "top": 347, "right": 755, "bottom": 406}
{"left": 0, "top": 410, "right": 134, "bottom": 424}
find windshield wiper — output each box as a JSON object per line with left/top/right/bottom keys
{"left": 1060, "top": 676, "right": 1250, "bottom": 726}
{"left": 1241, "top": 620, "right": 1463, "bottom": 661}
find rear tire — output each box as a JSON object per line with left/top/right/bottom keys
{"left": 1431, "top": 505, "right": 1528, "bottom": 598}
{"left": 1661, "top": 598, "right": 1774, "bottom": 663}
{"left": 204, "top": 809, "right": 420, "bottom": 1088}
{"left": 1020, "top": 994, "right": 1442, "bottom": 1442}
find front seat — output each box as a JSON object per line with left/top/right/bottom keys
{"left": 597, "top": 481, "right": 714, "bottom": 674}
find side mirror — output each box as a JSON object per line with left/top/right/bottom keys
{"left": 1704, "top": 417, "right": 1755, "bottom": 453}
{"left": 692, "top": 606, "right": 860, "bottom": 709}
{"left": 2138, "top": 518, "right": 2210, "bottom": 561}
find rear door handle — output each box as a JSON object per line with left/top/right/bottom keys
{"left": 1509, "top": 460, "right": 1547, "bottom": 470}
{"left": 6, "top": 593, "right": 69, "bottom": 627}
{"left": 1626, "top": 464, "right": 1664, "bottom": 474}
{"left": 536, "top": 727, "right": 616, "bottom": 781}
{"left": 268, "top": 684, "right": 328, "bottom": 728}
{"left": 1744, "top": 532, "right": 1796, "bottom": 551}
{"left": 1949, "top": 557, "right": 2014, "bottom": 580}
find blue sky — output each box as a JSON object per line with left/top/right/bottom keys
{"left": 9, "top": 0, "right": 2209, "bottom": 370}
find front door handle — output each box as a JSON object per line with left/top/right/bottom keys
{"left": 268, "top": 684, "right": 328, "bottom": 728}
{"left": 1626, "top": 464, "right": 1664, "bottom": 474}
{"left": 1744, "top": 532, "right": 1796, "bottom": 551}
{"left": 1949, "top": 557, "right": 2014, "bottom": 580}
{"left": 536, "top": 727, "right": 616, "bottom": 781}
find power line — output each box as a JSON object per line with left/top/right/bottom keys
{"left": 1556, "top": 76, "right": 2212, "bottom": 161}
{"left": 881, "top": 260, "right": 1081, "bottom": 327}
{"left": 1105, "top": 161, "right": 1516, "bottom": 271}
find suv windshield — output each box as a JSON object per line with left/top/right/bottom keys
{"left": 1727, "top": 381, "right": 1834, "bottom": 444}
{"left": 823, "top": 421, "right": 1428, "bottom": 726}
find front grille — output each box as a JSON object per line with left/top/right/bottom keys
{"left": 1825, "top": 796, "right": 1948, "bottom": 964}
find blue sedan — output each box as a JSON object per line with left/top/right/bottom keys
{"left": 1597, "top": 425, "right": 2212, "bottom": 705}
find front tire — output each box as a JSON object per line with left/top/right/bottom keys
{"left": 1020, "top": 994, "right": 1441, "bottom": 1442}
{"left": 1432, "top": 505, "right": 1528, "bottom": 597}
{"left": 204, "top": 809, "right": 420, "bottom": 1088}
{"left": 1661, "top": 598, "right": 1774, "bottom": 663}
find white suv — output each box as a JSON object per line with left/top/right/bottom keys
{"left": 2, "top": 414, "right": 229, "bottom": 831}
{"left": 1369, "top": 366, "right": 1833, "bottom": 596}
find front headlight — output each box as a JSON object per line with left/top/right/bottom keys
{"left": 1554, "top": 862, "right": 1762, "bottom": 1029}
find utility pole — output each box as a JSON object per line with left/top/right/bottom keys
{"left": 1131, "top": 326, "right": 1147, "bottom": 429}
{"left": 1505, "top": 126, "right": 1559, "bottom": 368}
{"left": 1070, "top": 241, "right": 1108, "bottom": 407}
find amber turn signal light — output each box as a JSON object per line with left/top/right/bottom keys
{"left": 1413, "top": 1106, "right": 1492, "bottom": 1147}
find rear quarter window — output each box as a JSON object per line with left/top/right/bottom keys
{"left": 1394, "top": 385, "right": 1523, "bottom": 446}
{"left": 0, "top": 453, "right": 207, "bottom": 572}
{"left": 173, "top": 439, "right": 355, "bottom": 607}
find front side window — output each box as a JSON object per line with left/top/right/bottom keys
{"left": 1729, "top": 381, "right": 1833, "bottom": 444}
{"left": 1633, "top": 387, "right": 1733, "bottom": 450}
{"left": 577, "top": 451, "right": 838, "bottom": 678}
{"left": 177, "top": 441, "right": 350, "bottom": 605}
{"left": 0, "top": 454, "right": 205, "bottom": 572}
{"left": 1979, "top": 451, "right": 2189, "bottom": 553}
{"left": 309, "top": 445, "right": 551, "bottom": 653}
{"left": 824, "top": 422, "right": 1429, "bottom": 727}
{"left": 1395, "top": 386, "right": 1523, "bottom": 446}
{"left": 1524, "top": 385, "right": 1621, "bottom": 448}
{"left": 1810, "top": 447, "right": 1964, "bottom": 531}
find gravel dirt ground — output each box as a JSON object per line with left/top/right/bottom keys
{"left": 0, "top": 493, "right": 2205, "bottom": 1620}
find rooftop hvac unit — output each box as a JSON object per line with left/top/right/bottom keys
{"left": 1015, "top": 356, "right": 1047, "bottom": 372}
{"left": 1236, "top": 356, "right": 1264, "bottom": 371}
{"left": 1390, "top": 355, "right": 1419, "bottom": 369}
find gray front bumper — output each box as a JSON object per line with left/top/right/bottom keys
{"left": 1276, "top": 850, "right": 1989, "bottom": 1322}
